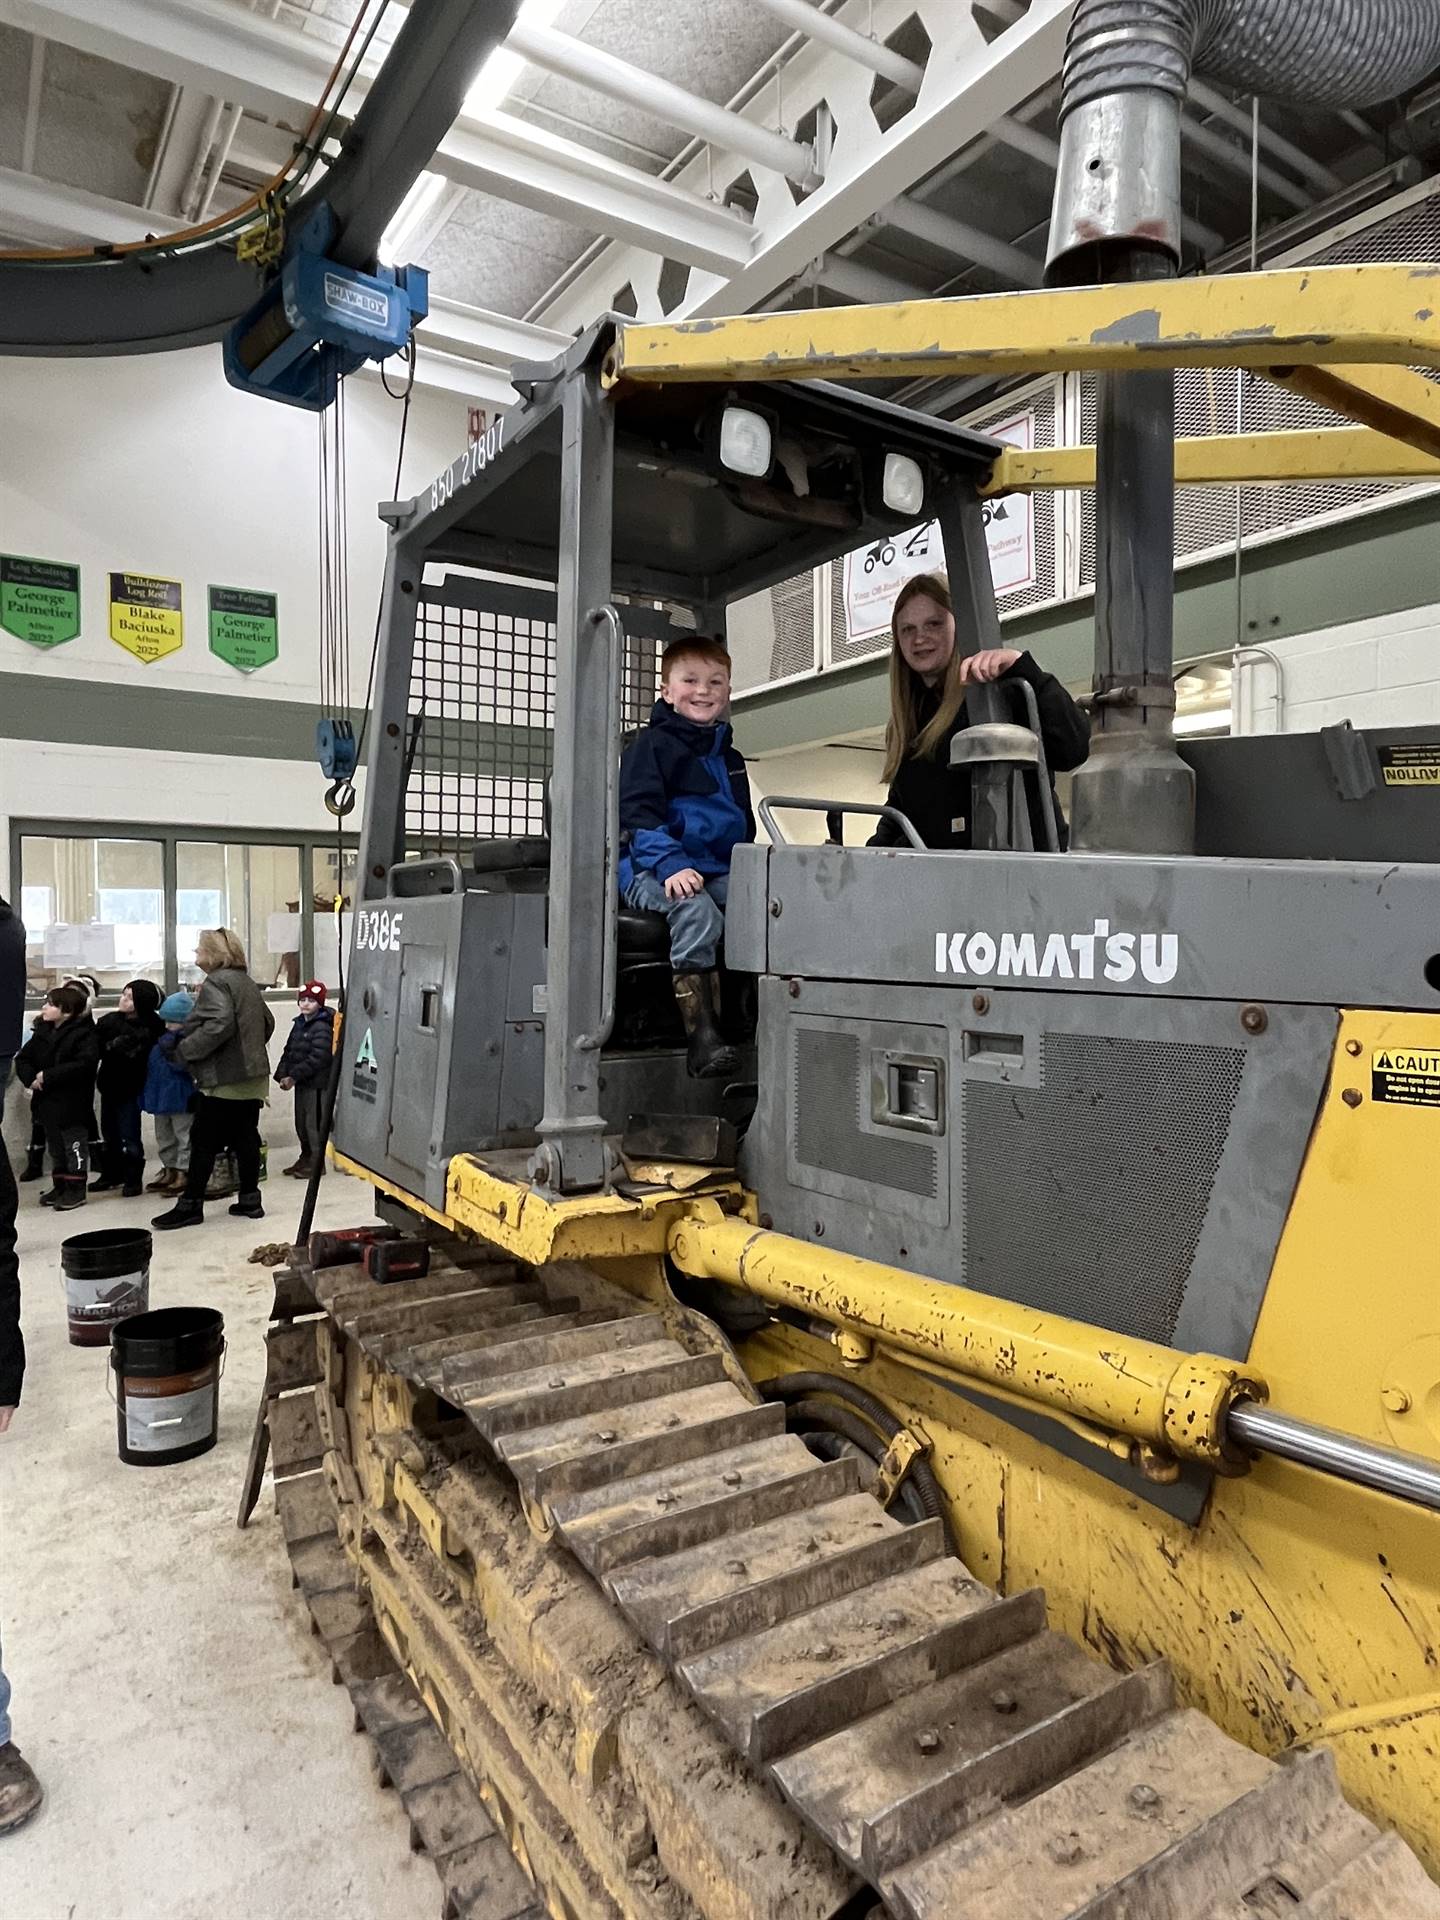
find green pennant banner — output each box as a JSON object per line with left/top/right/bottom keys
{"left": 1, "top": 554, "right": 81, "bottom": 648}
{"left": 209, "top": 585, "right": 279, "bottom": 672}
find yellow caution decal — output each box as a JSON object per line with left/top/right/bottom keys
{"left": 1372, "top": 1047, "right": 1440, "bottom": 1106}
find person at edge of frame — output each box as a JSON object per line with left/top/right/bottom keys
{"left": 0, "top": 889, "right": 45, "bottom": 1834}
{"left": 867, "top": 571, "right": 1090, "bottom": 852}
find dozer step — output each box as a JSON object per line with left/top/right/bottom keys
{"left": 498, "top": 1383, "right": 780, "bottom": 1504}
{"left": 553, "top": 1436, "right": 860, "bottom": 1577}
{"left": 1196, "top": 1830, "right": 1440, "bottom": 1919}
{"left": 389, "top": 1303, "right": 584, "bottom": 1382}
{"left": 605, "top": 1489, "right": 934, "bottom": 1656}
{"left": 343, "top": 1286, "right": 547, "bottom": 1355}
{"left": 885, "top": 1711, "right": 1356, "bottom": 1920}
{"left": 677, "top": 1559, "right": 1018, "bottom": 1766}
{"left": 775, "top": 1637, "right": 1171, "bottom": 1881}
{"left": 443, "top": 1312, "right": 668, "bottom": 1390}
{"left": 315, "top": 1263, "right": 521, "bottom": 1316}
{"left": 461, "top": 1341, "right": 728, "bottom": 1440}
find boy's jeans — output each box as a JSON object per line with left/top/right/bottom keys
{"left": 624, "top": 871, "right": 729, "bottom": 972}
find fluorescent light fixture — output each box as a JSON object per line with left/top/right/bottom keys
{"left": 882, "top": 452, "right": 925, "bottom": 517}
{"left": 719, "top": 406, "right": 773, "bottom": 478}
{"left": 465, "top": 0, "right": 567, "bottom": 115}
{"left": 379, "top": 170, "right": 447, "bottom": 265}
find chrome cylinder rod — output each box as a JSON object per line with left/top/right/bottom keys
{"left": 1228, "top": 1400, "right": 1440, "bottom": 1514}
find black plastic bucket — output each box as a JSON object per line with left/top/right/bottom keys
{"left": 61, "top": 1228, "right": 152, "bottom": 1348}
{"left": 110, "top": 1307, "right": 225, "bottom": 1467}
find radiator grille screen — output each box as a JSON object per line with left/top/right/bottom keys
{"left": 964, "top": 1033, "right": 1244, "bottom": 1342}
{"left": 794, "top": 1029, "right": 938, "bottom": 1199}
{"left": 404, "top": 592, "right": 658, "bottom": 860}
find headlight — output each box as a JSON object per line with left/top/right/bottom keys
{"left": 719, "top": 406, "right": 773, "bottom": 478}
{"left": 882, "top": 451, "right": 925, "bottom": 517}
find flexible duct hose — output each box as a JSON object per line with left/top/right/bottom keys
{"left": 1048, "top": 0, "right": 1440, "bottom": 275}
{"left": 1061, "top": 0, "right": 1440, "bottom": 117}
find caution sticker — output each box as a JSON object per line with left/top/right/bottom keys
{"left": 1371, "top": 1047, "right": 1440, "bottom": 1107}
{"left": 1377, "top": 743, "right": 1440, "bottom": 788}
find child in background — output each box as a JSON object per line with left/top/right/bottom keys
{"left": 93, "top": 980, "right": 164, "bottom": 1196}
{"left": 618, "top": 637, "right": 754, "bottom": 1078}
{"left": 275, "top": 981, "right": 335, "bottom": 1178}
{"left": 14, "top": 985, "right": 100, "bottom": 1210}
{"left": 17, "top": 971, "right": 101, "bottom": 1180}
{"left": 142, "top": 992, "right": 196, "bottom": 1197}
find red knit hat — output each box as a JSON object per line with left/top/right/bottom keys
{"left": 300, "top": 980, "right": 327, "bottom": 1004}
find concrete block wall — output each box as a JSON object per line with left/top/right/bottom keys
{"left": 1236, "top": 601, "right": 1440, "bottom": 735}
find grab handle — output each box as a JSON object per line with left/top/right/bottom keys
{"left": 757, "top": 795, "right": 926, "bottom": 850}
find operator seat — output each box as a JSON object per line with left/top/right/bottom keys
{"left": 466, "top": 838, "right": 669, "bottom": 957}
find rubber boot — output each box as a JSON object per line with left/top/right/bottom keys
{"left": 121, "top": 1154, "right": 145, "bottom": 1199}
{"left": 51, "top": 1177, "right": 87, "bottom": 1212}
{"left": 229, "top": 1190, "right": 265, "bottom": 1220}
{"left": 0, "top": 1744, "right": 44, "bottom": 1835}
{"left": 673, "top": 972, "right": 739, "bottom": 1080}
{"left": 152, "top": 1196, "right": 204, "bottom": 1231}
{"left": 18, "top": 1148, "right": 45, "bottom": 1183}
{"left": 38, "top": 1186, "right": 60, "bottom": 1208}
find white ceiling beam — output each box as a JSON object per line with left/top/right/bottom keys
{"left": 539, "top": 0, "right": 1074, "bottom": 332}
{"left": 0, "top": 0, "right": 330, "bottom": 122}
{"left": 881, "top": 195, "right": 1042, "bottom": 286}
{"left": 441, "top": 112, "right": 751, "bottom": 272}
{"left": 362, "top": 346, "right": 518, "bottom": 408}
{"left": 749, "top": 0, "right": 924, "bottom": 93}
{"left": 0, "top": 0, "right": 754, "bottom": 270}
{"left": 509, "top": 20, "right": 821, "bottom": 188}
{"left": 0, "top": 165, "right": 185, "bottom": 246}
{"left": 420, "top": 295, "right": 570, "bottom": 369}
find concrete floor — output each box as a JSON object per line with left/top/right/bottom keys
{"left": 1, "top": 1090, "right": 438, "bottom": 1919}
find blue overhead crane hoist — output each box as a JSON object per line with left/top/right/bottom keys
{"left": 221, "top": 206, "right": 428, "bottom": 413}
{"left": 222, "top": 207, "right": 428, "bottom": 810}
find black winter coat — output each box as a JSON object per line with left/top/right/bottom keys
{"left": 0, "top": 894, "right": 24, "bottom": 1066}
{"left": 16, "top": 1014, "right": 101, "bottom": 1129}
{"left": 0, "top": 895, "right": 23, "bottom": 1409}
{"left": 870, "top": 652, "right": 1090, "bottom": 852}
{"left": 277, "top": 1006, "right": 335, "bottom": 1088}
{"left": 96, "top": 983, "right": 165, "bottom": 1101}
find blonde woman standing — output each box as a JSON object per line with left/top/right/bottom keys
{"left": 153, "top": 929, "right": 274, "bottom": 1231}
{"left": 868, "top": 572, "right": 1090, "bottom": 851}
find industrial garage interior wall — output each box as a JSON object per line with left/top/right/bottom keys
{"left": 0, "top": 347, "right": 466, "bottom": 890}
{"left": 744, "top": 743, "right": 889, "bottom": 845}
{"left": 1235, "top": 601, "right": 1440, "bottom": 735}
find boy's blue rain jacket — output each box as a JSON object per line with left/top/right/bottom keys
{"left": 142, "top": 1031, "right": 195, "bottom": 1116}
{"left": 618, "top": 701, "right": 754, "bottom": 892}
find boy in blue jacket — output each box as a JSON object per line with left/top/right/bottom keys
{"left": 619, "top": 638, "right": 754, "bottom": 1078}
{"left": 141, "top": 992, "right": 196, "bottom": 1197}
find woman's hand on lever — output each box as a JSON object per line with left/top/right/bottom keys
{"left": 958, "top": 648, "right": 1021, "bottom": 685}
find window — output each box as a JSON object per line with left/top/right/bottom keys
{"left": 13, "top": 823, "right": 360, "bottom": 1001}
{"left": 176, "top": 842, "right": 302, "bottom": 987}
{"left": 18, "top": 835, "right": 165, "bottom": 990}
{"left": 310, "top": 845, "right": 358, "bottom": 991}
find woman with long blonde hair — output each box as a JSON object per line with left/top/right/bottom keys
{"left": 153, "top": 928, "right": 275, "bottom": 1231}
{"left": 870, "top": 572, "right": 1089, "bottom": 849}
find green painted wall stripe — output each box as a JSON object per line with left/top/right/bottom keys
{"left": 733, "top": 495, "right": 1440, "bottom": 757}
{"left": 0, "top": 673, "right": 549, "bottom": 768}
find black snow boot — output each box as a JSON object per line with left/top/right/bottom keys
{"left": 228, "top": 1190, "right": 265, "bottom": 1220}
{"left": 51, "top": 1178, "right": 87, "bottom": 1212}
{"left": 672, "top": 971, "right": 739, "bottom": 1080}
{"left": 153, "top": 1197, "right": 205, "bottom": 1231}
{"left": 19, "top": 1148, "right": 45, "bottom": 1183}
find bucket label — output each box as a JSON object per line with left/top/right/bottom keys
{"left": 122, "top": 1371, "right": 216, "bottom": 1454}
{"left": 65, "top": 1266, "right": 147, "bottom": 1321}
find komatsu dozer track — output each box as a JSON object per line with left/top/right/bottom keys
{"left": 263, "top": 1238, "right": 1440, "bottom": 1920}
